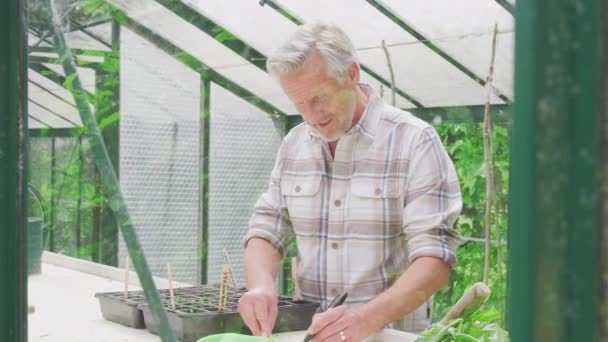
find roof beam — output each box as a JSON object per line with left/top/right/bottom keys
{"left": 495, "top": 0, "right": 514, "bottom": 16}
{"left": 102, "top": 2, "right": 287, "bottom": 117}
{"left": 29, "top": 55, "right": 102, "bottom": 69}
{"left": 29, "top": 127, "right": 83, "bottom": 137}
{"left": 28, "top": 114, "right": 52, "bottom": 128}
{"left": 366, "top": 0, "right": 511, "bottom": 104}
{"left": 29, "top": 79, "right": 76, "bottom": 108}
{"left": 29, "top": 62, "right": 95, "bottom": 99}
{"left": 30, "top": 46, "right": 109, "bottom": 57}
{"left": 68, "top": 18, "right": 112, "bottom": 48}
{"left": 410, "top": 104, "right": 511, "bottom": 125}
{"left": 154, "top": 0, "right": 267, "bottom": 71}
{"left": 28, "top": 98, "right": 80, "bottom": 126}
{"left": 67, "top": 16, "right": 113, "bottom": 32}
{"left": 259, "top": 0, "right": 424, "bottom": 108}
{"left": 29, "top": 27, "right": 55, "bottom": 49}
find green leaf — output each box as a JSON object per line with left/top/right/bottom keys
{"left": 98, "top": 112, "right": 120, "bottom": 130}
{"left": 63, "top": 73, "right": 79, "bottom": 92}
{"left": 214, "top": 30, "right": 236, "bottom": 42}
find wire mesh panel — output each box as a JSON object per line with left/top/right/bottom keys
{"left": 207, "top": 83, "right": 283, "bottom": 285}
{"left": 119, "top": 27, "right": 201, "bottom": 284}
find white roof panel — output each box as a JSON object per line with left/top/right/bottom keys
{"left": 189, "top": 0, "right": 416, "bottom": 109}
{"left": 273, "top": 0, "right": 503, "bottom": 106}
{"left": 382, "top": 0, "right": 514, "bottom": 99}
{"left": 29, "top": 82, "right": 82, "bottom": 127}
{"left": 108, "top": 0, "right": 294, "bottom": 114}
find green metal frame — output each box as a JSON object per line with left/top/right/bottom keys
{"left": 29, "top": 55, "right": 101, "bottom": 68}
{"left": 0, "top": 0, "right": 28, "bottom": 341}
{"left": 29, "top": 46, "right": 109, "bottom": 56}
{"left": 29, "top": 127, "right": 82, "bottom": 137}
{"left": 200, "top": 78, "right": 210, "bottom": 284}
{"left": 284, "top": 104, "right": 511, "bottom": 131}
{"left": 68, "top": 18, "right": 111, "bottom": 49}
{"left": 508, "top": 0, "right": 601, "bottom": 341}
{"left": 45, "top": 0, "right": 176, "bottom": 340}
{"left": 495, "top": 0, "right": 514, "bottom": 16}
{"left": 93, "top": 19, "right": 120, "bottom": 265}
{"left": 49, "top": 137, "right": 56, "bottom": 250}
{"left": 599, "top": 0, "right": 608, "bottom": 339}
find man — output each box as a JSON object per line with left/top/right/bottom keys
{"left": 238, "top": 22, "right": 462, "bottom": 341}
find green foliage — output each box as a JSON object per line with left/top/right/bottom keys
{"left": 28, "top": 18, "right": 121, "bottom": 261}
{"left": 415, "top": 306, "right": 509, "bottom": 342}
{"left": 432, "top": 122, "right": 510, "bottom": 322}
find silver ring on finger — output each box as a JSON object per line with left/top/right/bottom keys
{"left": 339, "top": 330, "right": 346, "bottom": 342}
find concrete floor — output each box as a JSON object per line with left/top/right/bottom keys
{"left": 27, "top": 254, "right": 416, "bottom": 342}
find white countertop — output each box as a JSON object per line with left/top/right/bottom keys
{"left": 28, "top": 253, "right": 417, "bottom": 342}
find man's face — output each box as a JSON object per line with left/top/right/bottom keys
{"left": 279, "top": 51, "right": 358, "bottom": 142}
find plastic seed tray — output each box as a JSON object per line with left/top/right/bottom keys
{"left": 95, "top": 289, "right": 151, "bottom": 329}
{"left": 139, "top": 285, "right": 318, "bottom": 342}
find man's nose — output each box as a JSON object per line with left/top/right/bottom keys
{"left": 303, "top": 103, "right": 324, "bottom": 123}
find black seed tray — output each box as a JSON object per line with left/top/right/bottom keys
{"left": 139, "top": 285, "right": 318, "bottom": 342}
{"left": 95, "top": 286, "right": 202, "bottom": 329}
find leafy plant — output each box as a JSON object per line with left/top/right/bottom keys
{"left": 415, "top": 306, "right": 509, "bottom": 342}
{"left": 431, "top": 121, "right": 510, "bottom": 322}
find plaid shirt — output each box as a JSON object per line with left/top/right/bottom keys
{"left": 244, "top": 85, "right": 462, "bottom": 332}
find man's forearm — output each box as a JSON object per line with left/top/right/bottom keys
{"left": 356, "top": 256, "right": 451, "bottom": 332}
{"left": 244, "top": 238, "right": 283, "bottom": 290}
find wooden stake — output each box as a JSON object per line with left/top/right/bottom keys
{"left": 291, "top": 257, "right": 299, "bottom": 301}
{"left": 167, "top": 263, "right": 175, "bottom": 311}
{"left": 495, "top": 201, "right": 503, "bottom": 311}
{"left": 218, "top": 263, "right": 229, "bottom": 312}
{"left": 381, "top": 40, "right": 397, "bottom": 106}
{"left": 222, "top": 248, "right": 237, "bottom": 288}
{"left": 124, "top": 256, "right": 130, "bottom": 300}
{"left": 483, "top": 24, "right": 499, "bottom": 284}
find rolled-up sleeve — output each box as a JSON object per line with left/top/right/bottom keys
{"left": 403, "top": 127, "right": 462, "bottom": 268}
{"left": 243, "top": 141, "right": 294, "bottom": 257}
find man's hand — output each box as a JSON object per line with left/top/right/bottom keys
{"left": 306, "top": 305, "right": 374, "bottom": 342}
{"left": 237, "top": 287, "right": 278, "bottom": 337}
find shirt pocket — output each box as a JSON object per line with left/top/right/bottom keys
{"left": 281, "top": 175, "right": 323, "bottom": 224}
{"left": 347, "top": 176, "right": 404, "bottom": 237}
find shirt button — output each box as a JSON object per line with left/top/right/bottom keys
{"left": 295, "top": 185, "right": 301, "bottom": 193}
{"left": 374, "top": 188, "right": 382, "bottom": 195}
{"left": 331, "top": 242, "right": 339, "bottom": 249}
{"left": 334, "top": 200, "right": 341, "bottom": 207}
{"left": 330, "top": 288, "right": 338, "bottom": 297}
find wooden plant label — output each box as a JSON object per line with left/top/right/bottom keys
{"left": 223, "top": 248, "right": 238, "bottom": 288}
{"left": 218, "top": 263, "right": 230, "bottom": 312}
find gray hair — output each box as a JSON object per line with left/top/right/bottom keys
{"left": 266, "top": 21, "right": 358, "bottom": 82}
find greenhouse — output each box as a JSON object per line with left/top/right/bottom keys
{"left": 1, "top": 0, "right": 606, "bottom": 341}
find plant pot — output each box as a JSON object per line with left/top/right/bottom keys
{"left": 140, "top": 285, "right": 318, "bottom": 342}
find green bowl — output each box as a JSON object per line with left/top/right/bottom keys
{"left": 197, "top": 333, "right": 280, "bottom": 342}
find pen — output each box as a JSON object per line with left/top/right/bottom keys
{"left": 303, "top": 292, "right": 349, "bottom": 342}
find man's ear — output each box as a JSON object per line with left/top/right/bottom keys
{"left": 346, "top": 62, "right": 360, "bottom": 85}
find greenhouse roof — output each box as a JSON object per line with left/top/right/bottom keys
{"left": 27, "top": 0, "right": 514, "bottom": 129}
